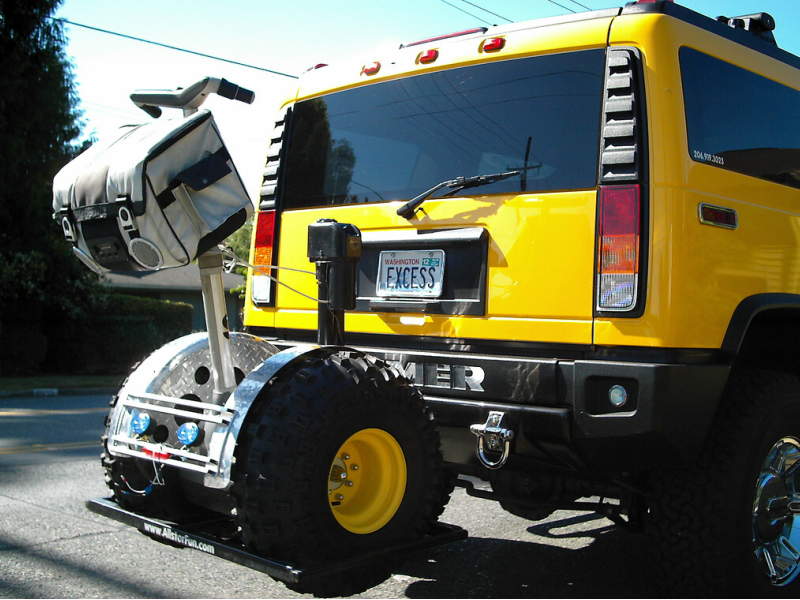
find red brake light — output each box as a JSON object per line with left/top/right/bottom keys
{"left": 417, "top": 49, "right": 439, "bottom": 64}
{"left": 361, "top": 62, "right": 381, "bottom": 76}
{"left": 480, "top": 37, "right": 505, "bottom": 53}
{"left": 597, "top": 185, "right": 640, "bottom": 311}
{"left": 252, "top": 210, "right": 276, "bottom": 304}
{"left": 254, "top": 210, "right": 275, "bottom": 266}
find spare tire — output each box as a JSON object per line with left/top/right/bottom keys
{"left": 232, "top": 350, "right": 452, "bottom": 596}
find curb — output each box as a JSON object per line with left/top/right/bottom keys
{"left": 0, "top": 387, "right": 117, "bottom": 398}
{"left": 61, "top": 388, "right": 117, "bottom": 396}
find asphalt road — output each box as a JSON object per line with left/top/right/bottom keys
{"left": 0, "top": 392, "right": 651, "bottom": 598}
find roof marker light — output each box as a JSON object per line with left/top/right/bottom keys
{"left": 480, "top": 37, "right": 505, "bottom": 53}
{"left": 400, "top": 27, "right": 487, "bottom": 49}
{"left": 417, "top": 49, "right": 439, "bottom": 64}
{"left": 361, "top": 62, "right": 381, "bottom": 76}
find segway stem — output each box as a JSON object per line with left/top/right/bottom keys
{"left": 198, "top": 249, "right": 236, "bottom": 400}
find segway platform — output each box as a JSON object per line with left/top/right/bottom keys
{"left": 86, "top": 497, "right": 467, "bottom": 585}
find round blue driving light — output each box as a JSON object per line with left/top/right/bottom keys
{"left": 130, "top": 411, "right": 152, "bottom": 435}
{"left": 608, "top": 385, "right": 628, "bottom": 408}
{"left": 177, "top": 422, "right": 201, "bottom": 446}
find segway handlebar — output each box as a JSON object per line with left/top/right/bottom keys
{"left": 131, "top": 77, "right": 255, "bottom": 118}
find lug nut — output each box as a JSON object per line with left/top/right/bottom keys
{"left": 335, "top": 494, "right": 344, "bottom": 501}
{"left": 345, "top": 480, "right": 354, "bottom": 487}
{"left": 340, "top": 472, "right": 347, "bottom": 480}
{"left": 351, "top": 464, "right": 359, "bottom": 471}
{"left": 342, "top": 453, "right": 350, "bottom": 460}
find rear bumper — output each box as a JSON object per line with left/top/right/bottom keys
{"left": 263, "top": 335, "right": 730, "bottom": 472}
{"left": 424, "top": 360, "right": 730, "bottom": 472}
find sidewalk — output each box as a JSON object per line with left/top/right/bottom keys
{"left": 0, "top": 375, "right": 123, "bottom": 398}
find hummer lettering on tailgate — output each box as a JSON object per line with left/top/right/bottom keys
{"left": 393, "top": 361, "right": 485, "bottom": 392}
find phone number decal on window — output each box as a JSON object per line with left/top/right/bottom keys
{"left": 692, "top": 149, "right": 725, "bottom": 165}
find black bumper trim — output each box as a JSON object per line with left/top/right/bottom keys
{"left": 424, "top": 395, "right": 569, "bottom": 417}
{"left": 258, "top": 333, "right": 732, "bottom": 470}
{"left": 425, "top": 395, "right": 571, "bottom": 442}
{"left": 249, "top": 326, "right": 724, "bottom": 364}
{"left": 569, "top": 360, "right": 731, "bottom": 468}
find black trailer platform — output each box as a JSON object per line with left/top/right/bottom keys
{"left": 87, "top": 497, "right": 467, "bottom": 585}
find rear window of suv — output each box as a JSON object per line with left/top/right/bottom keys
{"left": 680, "top": 47, "right": 800, "bottom": 190}
{"left": 281, "top": 49, "right": 606, "bottom": 209}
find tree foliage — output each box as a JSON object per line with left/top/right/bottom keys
{"left": 223, "top": 217, "right": 252, "bottom": 299}
{"left": 0, "top": 0, "right": 97, "bottom": 318}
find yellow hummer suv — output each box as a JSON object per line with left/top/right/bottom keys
{"left": 240, "top": 0, "right": 800, "bottom": 594}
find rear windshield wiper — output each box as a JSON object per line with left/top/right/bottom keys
{"left": 396, "top": 170, "right": 520, "bottom": 219}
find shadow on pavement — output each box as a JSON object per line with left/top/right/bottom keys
{"left": 395, "top": 514, "right": 651, "bottom": 598}
{"left": 526, "top": 512, "right": 617, "bottom": 539}
{"left": 0, "top": 531, "right": 169, "bottom": 598}
{"left": 0, "top": 446, "right": 102, "bottom": 472}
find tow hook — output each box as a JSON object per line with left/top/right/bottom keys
{"left": 470, "top": 411, "right": 514, "bottom": 469}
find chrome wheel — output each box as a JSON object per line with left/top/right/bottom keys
{"left": 753, "top": 436, "right": 800, "bottom": 586}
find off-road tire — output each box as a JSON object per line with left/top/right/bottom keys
{"left": 232, "top": 350, "right": 451, "bottom": 597}
{"left": 100, "top": 364, "right": 186, "bottom": 519}
{"left": 648, "top": 369, "right": 800, "bottom": 595}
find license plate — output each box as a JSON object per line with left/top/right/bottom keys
{"left": 376, "top": 249, "right": 445, "bottom": 298}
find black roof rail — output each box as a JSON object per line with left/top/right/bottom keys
{"left": 716, "top": 12, "right": 776, "bottom": 46}
{"left": 621, "top": 1, "right": 799, "bottom": 71}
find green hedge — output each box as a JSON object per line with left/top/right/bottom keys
{"left": 44, "top": 292, "right": 193, "bottom": 375}
{"left": 94, "top": 293, "right": 193, "bottom": 343}
{"left": 0, "top": 307, "right": 48, "bottom": 376}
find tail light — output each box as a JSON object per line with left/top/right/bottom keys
{"left": 251, "top": 209, "right": 276, "bottom": 304}
{"left": 597, "top": 185, "right": 640, "bottom": 311}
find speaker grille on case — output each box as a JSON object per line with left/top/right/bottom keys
{"left": 129, "top": 238, "right": 163, "bottom": 269}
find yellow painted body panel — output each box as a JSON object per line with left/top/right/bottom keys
{"left": 595, "top": 14, "right": 800, "bottom": 349}
{"left": 244, "top": 10, "right": 800, "bottom": 352}
{"left": 294, "top": 17, "right": 615, "bottom": 103}
{"left": 246, "top": 191, "right": 597, "bottom": 344}
{"left": 245, "top": 16, "right": 613, "bottom": 344}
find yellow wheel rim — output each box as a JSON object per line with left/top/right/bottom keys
{"left": 328, "top": 428, "right": 407, "bottom": 534}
